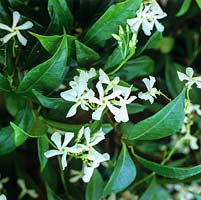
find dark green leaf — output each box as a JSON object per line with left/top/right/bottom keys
{"left": 127, "top": 103, "right": 146, "bottom": 114}
{"left": 0, "top": 73, "right": 10, "bottom": 92}
{"left": 83, "top": 0, "right": 141, "bottom": 45}
{"left": 103, "top": 142, "right": 136, "bottom": 197}
{"left": 18, "top": 35, "right": 68, "bottom": 92}
{"left": 37, "top": 136, "right": 49, "bottom": 172}
{"left": 86, "top": 170, "right": 105, "bottom": 200}
{"left": 126, "top": 89, "right": 185, "bottom": 140}
{"left": 75, "top": 40, "right": 100, "bottom": 66}
{"left": 176, "top": 0, "right": 192, "bottom": 16}
{"left": 135, "top": 153, "right": 201, "bottom": 179}
{"left": 47, "top": 0, "right": 73, "bottom": 33}
{"left": 192, "top": 192, "right": 201, "bottom": 200}
{"left": 46, "top": 183, "right": 62, "bottom": 200}
{"left": 140, "top": 178, "right": 172, "bottom": 200}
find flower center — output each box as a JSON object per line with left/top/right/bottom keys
{"left": 101, "top": 99, "right": 107, "bottom": 104}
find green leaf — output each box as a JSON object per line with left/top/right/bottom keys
{"left": 127, "top": 103, "right": 146, "bottom": 114}
{"left": 86, "top": 170, "right": 105, "bottom": 200}
{"left": 46, "top": 183, "right": 62, "bottom": 200}
{"left": 32, "top": 89, "right": 68, "bottom": 110}
{"left": 176, "top": 0, "right": 192, "bottom": 17}
{"left": 18, "top": 35, "right": 68, "bottom": 92}
{"left": 48, "top": 0, "right": 73, "bottom": 33}
{"left": 136, "top": 31, "right": 163, "bottom": 55}
{"left": 135, "top": 153, "right": 201, "bottom": 179}
{"left": 103, "top": 142, "right": 136, "bottom": 197}
{"left": 192, "top": 192, "right": 201, "bottom": 200}
{"left": 75, "top": 40, "right": 100, "bottom": 66}
{"left": 0, "top": 126, "right": 16, "bottom": 155}
{"left": 117, "top": 56, "right": 154, "bottom": 81}
{"left": 83, "top": 0, "right": 141, "bottom": 45}
{"left": 126, "top": 89, "right": 185, "bottom": 140}
{"left": 37, "top": 137, "right": 49, "bottom": 173}
{"left": 155, "top": 37, "right": 174, "bottom": 54}
{"left": 140, "top": 178, "right": 172, "bottom": 200}
{"left": 196, "top": 0, "right": 201, "bottom": 8}
{"left": 0, "top": 73, "right": 10, "bottom": 92}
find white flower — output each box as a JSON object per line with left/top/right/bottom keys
{"left": 185, "top": 102, "right": 201, "bottom": 116}
{"left": 44, "top": 132, "right": 82, "bottom": 170}
{"left": 0, "top": 177, "right": 9, "bottom": 190}
{"left": 127, "top": 1, "right": 167, "bottom": 36}
{"left": 61, "top": 69, "right": 96, "bottom": 118}
{"left": 90, "top": 81, "right": 120, "bottom": 120}
{"left": 0, "top": 195, "right": 7, "bottom": 200}
{"left": 177, "top": 67, "right": 201, "bottom": 88}
{"left": 0, "top": 11, "right": 33, "bottom": 46}
{"left": 138, "top": 76, "right": 158, "bottom": 104}
{"left": 114, "top": 87, "right": 137, "bottom": 123}
{"left": 17, "top": 179, "right": 38, "bottom": 199}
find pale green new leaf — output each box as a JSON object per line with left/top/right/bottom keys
{"left": 103, "top": 142, "right": 136, "bottom": 197}
{"left": 83, "top": 0, "right": 141, "bottom": 45}
{"left": 126, "top": 89, "right": 185, "bottom": 140}
{"left": 176, "top": 0, "right": 192, "bottom": 17}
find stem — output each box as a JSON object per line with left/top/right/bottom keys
{"left": 106, "top": 112, "right": 121, "bottom": 135}
{"left": 108, "top": 50, "right": 134, "bottom": 75}
{"left": 44, "top": 135, "right": 57, "bottom": 149}
{"left": 57, "top": 157, "right": 73, "bottom": 200}
{"left": 157, "top": 90, "right": 171, "bottom": 102}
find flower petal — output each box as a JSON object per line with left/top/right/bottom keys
{"left": 0, "top": 23, "right": 12, "bottom": 32}
{"left": 16, "top": 32, "right": 27, "bottom": 46}
{"left": 90, "top": 129, "right": 105, "bottom": 146}
{"left": 62, "top": 132, "right": 74, "bottom": 147}
{"left": 82, "top": 166, "right": 94, "bottom": 183}
{"left": 96, "top": 81, "right": 104, "bottom": 99}
{"left": 1, "top": 32, "right": 17, "bottom": 43}
{"left": 92, "top": 105, "right": 106, "bottom": 120}
{"left": 12, "top": 11, "right": 20, "bottom": 28}
{"left": 51, "top": 132, "right": 62, "bottom": 149}
{"left": 17, "top": 21, "right": 33, "bottom": 30}
{"left": 60, "top": 89, "right": 77, "bottom": 102}
{"left": 84, "top": 127, "right": 91, "bottom": 146}
{"left": 154, "top": 19, "right": 164, "bottom": 32}
{"left": 61, "top": 152, "right": 68, "bottom": 170}
{"left": 44, "top": 149, "right": 62, "bottom": 158}
{"left": 66, "top": 102, "right": 80, "bottom": 118}
{"left": 186, "top": 67, "right": 194, "bottom": 77}
{"left": 177, "top": 71, "right": 189, "bottom": 82}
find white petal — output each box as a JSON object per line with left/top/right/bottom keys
{"left": 66, "top": 102, "right": 80, "bottom": 118}
{"left": 99, "top": 69, "right": 110, "bottom": 84}
{"left": 67, "top": 144, "right": 86, "bottom": 153}
{"left": 17, "top": 179, "right": 26, "bottom": 191}
{"left": 61, "top": 152, "right": 68, "bottom": 170}
{"left": 90, "top": 129, "right": 105, "bottom": 146}
{"left": 17, "top": 21, "right": 33, "bottom": 30}
{"left": 83, "top": 89, "right": 95, "bottom": 99}
{"left": 82, "top": 166, "right": 94, "bottom": 183}
{"left": 115, "top": 106, "right": 129, "bottom": 123}
{"left": 196, "top": 81, "right": 201, "bottom": 89}
{"left": 16, "top": 32, "right": 27, "bottom": 46}
{"left": 126, "top": 96, "right": 137, "bottom": 104}
{"left": 12, "top": 11, "right": 20, "bottom": 28}
{"left": 0, "top": 23, "right": 12, "bottom": 31}
{"left": 60, "top": 90, "right": 77, "bottom": 102}
{"left": 154, "top": 19, "right": 164, "bottom": 32}
{"left": 0, "top": 194, "right": 7, "bottom": 200}
{"left": 44, "top": 149, "right": 62, "bottom": 158}
{"left": 1, "top": 32, "right": 17, "bottom": 43}
{"left": 177, "top": 71, "right": 189, "bottom": 82}
{"left": 92, "top": 105, "right": 106, "bottom": 120}
{"left": 107, "top": 101, "right": 120, "bottom": 116}
{"left": 186, "top": 67, "right": 194, "bottom": 77}
{"left": 27, "top": 189, "right": 38, "bottom": 198}
{"left": 62, "top": 132, "right": 74, "bottom": 147}
{"left": 88, "top": 68, "right": 96, "bottom": 78}
{"left": 51, "top": 132, "right": 62, "bottom": 149}
{"left": 84, "top": 127, "right": 91, "bottom": 146}
{"left": 96, "top": 81, "right": 104, "bottom": 99}
{"left": 142, "top": 19, "right": 152, "bottom": 36}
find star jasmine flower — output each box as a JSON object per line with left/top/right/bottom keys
{"left": 61, "top": 69, "right": 96, "bottom": 118}
{"left": 0, "top": 194, "right": 7, "bottom": 200}
{"left": 0, "top": 11, "right": 33, "bottom": 46}
{"left": 186, "top": 103, "right": 201, "bottom": 115}
{"left": 138, "top": 76, "right": 158, "bottom": 104}
{"left": 17, "top": 179, "right": 38, "bottom": 199}
{"left": 90, "top": 81, "right": 121, "bottom": 120}
{"left": 177, "top": 67, "right": 201, "bottom": 88}
{"left": 44, "top": 132, "right": 82, "bottom": 170}
{"left": 114, "top": 87, "right": 137, "bottom": 122}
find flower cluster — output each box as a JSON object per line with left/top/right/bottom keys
{"left": 127, "top": 0, "right": 167, "bottom": 36}
{"left": 44, "top": 126, "right": 110, "bottom": 183}
{"left": 61, "top": 68, "right": 137, "bottom": 123}
{"left": 0, "top": 11, "right": 33, "bottom": 46}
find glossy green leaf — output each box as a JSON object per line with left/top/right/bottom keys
{"left": 140, "top": 178, "right": 172, "bottom": 200}
{"left": 37, "top": 136, "right": 49, "bottom": 172}
{"left": 83, "top": 0, "right": 141, "bottom": 45}
{"left": 0, "top": 126, "right": 16, "bottom": 155}
{"left": 135, "top": 153, "right": 201, "bottom": 179}
{"left": 192, "top": 192, "right": 201, "bottom": 200}
{"left": 75, "top": 40, "right": 100, "bottom": 66}
{"left": 0, "top": 73, "right": 10, "bottom": 92}
{"left": 196, "top": 0, "right": 201, "bottom": 8}
{"left": 32, "top": 89, "right": 68, "bottom": 110}
{"left": 86, "top": 170, "right": 105, "bottom": 200}
{"left": 18, "top": 35, "right": 68, "bottom": 92}
{"left": 176, "top": 0, "right": 192, "bottom": 16}
{"left": 48, "top": 0, "right": 73, "bottom": 33}
{"left": 127, "top": 103, "right": 146, "bottom": 114}
{"left": 46, "top": 183, "right": 62, "bottom": 200}
{"left": 126, "top": 89, "right": 185, "bottom": 140}
{"left": 103, "top": 142, "right": 136, "bottom": 197}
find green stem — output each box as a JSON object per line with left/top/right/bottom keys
{"left": 57, "top": 157, "right": 73, "bottom": 200}
{"left": 157, "top": 90, "right": 171, "bottom": 102}
{"left": 108, "top": 50, "right": 134, "bottom": 75}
